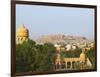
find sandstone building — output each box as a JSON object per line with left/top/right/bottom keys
{"left": 16, "top": 25, "right": 29, "bottom": 44}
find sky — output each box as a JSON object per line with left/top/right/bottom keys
{"left": 16, "top": 4, "right": 94, "bottom": 40}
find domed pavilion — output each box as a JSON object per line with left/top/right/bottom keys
{"left": 16, "top": 24, "right": 29, "bottom": 44}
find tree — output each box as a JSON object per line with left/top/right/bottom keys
{"left": 16, "top": 39, "right": 37, "bottom": 73}
{"left": 16, "top": 39, "right": 56, "bottom": 73}
{"left": 36, "top": 43, "right": 56, "bottom": 71}
{"left": 86, "top": 47, "right": 95, "bottom": 69}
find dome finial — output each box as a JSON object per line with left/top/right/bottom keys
{"left": 22, "top": 24, "right": 25, "bottom": 28}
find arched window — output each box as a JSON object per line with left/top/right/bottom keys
{"left": 17, "top": 37, "right": 19, "bottom": 41}
{"left": 67, "top": 62, "right": 71, "bottom": 68}
{"left": 72, "top": 61, "right": 75, "bottom": 68}
{"left": 61, "top": 61, "right": 66, "bottom": 69}
{"left": 20, "top": 37, "right": 23, "bottom": 41}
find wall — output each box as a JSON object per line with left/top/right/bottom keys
{"left": 0, "top": 0, "right": 100, "bottom": 77}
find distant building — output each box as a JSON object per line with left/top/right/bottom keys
{"left": 72, "top": 44, "right": 77, "bottom": 50}
{"left": 65, "top": 44, "right": 72, "bottom": 51}
{"left": 89, "top": 42, "right": 94, "bottom": 47}
{"left": 16, "top": 25, "right": 29, "bottom": 44}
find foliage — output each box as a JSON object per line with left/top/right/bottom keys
{"left": 86, "top": 47, "right": 95, "bottom": 68}
{"left": 61, "top": 48, "right": 82, "bottom": 58}
{"left": 16, "top": 39, "right": 56, "bottom": 73}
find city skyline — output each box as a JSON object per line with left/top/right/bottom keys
{"left": 16, "top": 4, "right": 94, "bottom": 40}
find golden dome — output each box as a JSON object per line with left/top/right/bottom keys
{"left": 17, "top": 25, "right": 29, "bottom": 37}
{"left": 79, "top": 52, "right": 86, "bottom": 62}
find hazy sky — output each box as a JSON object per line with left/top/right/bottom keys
{"left": 16, "top": 4, "right": 94, "bottom": 40}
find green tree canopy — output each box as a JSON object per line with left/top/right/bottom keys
{"left": 16, "top": 39, "right": 56, "bottom": 73}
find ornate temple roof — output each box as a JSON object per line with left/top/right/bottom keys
{"left": 16, "top": 24, "right": 29, "bottom": 37}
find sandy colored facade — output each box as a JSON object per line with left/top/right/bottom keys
{"left": 16, "top": 25, "right": 29, "bottom": 44}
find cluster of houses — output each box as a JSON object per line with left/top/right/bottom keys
{"left": 54, "top": 42, "right": 94, "bottom": 52}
